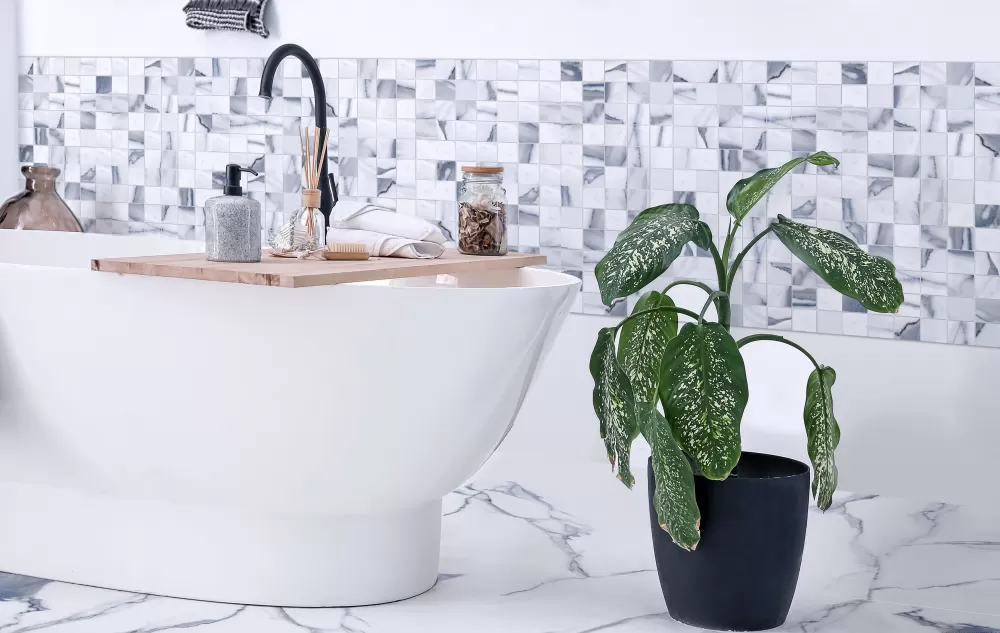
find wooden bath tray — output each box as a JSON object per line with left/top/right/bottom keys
{"left": 91, "top": 250, "right": 548, "bottom": 289}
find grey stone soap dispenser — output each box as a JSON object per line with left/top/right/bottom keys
{"left": 205, "top": 164, "right": 261, "bottom": 263}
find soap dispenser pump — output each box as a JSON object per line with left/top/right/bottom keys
{"left": 205, "top": 164, "right": 261, "bottom": 263}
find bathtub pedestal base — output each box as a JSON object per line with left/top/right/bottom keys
{"left": 0, "top": 482, "right": 442, "bottom": 607}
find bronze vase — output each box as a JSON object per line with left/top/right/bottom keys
{"left": 0, "top": 166, "right": 83, "bottom": 232}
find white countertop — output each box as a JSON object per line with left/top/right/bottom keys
{"left": 1, "top": 452, "right": 997, "bottom": 632}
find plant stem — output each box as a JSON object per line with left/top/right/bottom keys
{"left": 707, "top": 241, "right": 731, "bottom": 329}
{"left": 718, "top": 298, "right": 731, "bottom": 330}
{"left": 663, "top": 280, "right": 716, "bottom": 296}
{"left": 736, "top": 333, "right": 822, "bottom": 372}
{"left": 615, "top": 305, "right": 701, "bottom": 332}
{"left": 726, "top": 224, "right": 775, "bottom": 291}
{"left": 708, "top": 240, "right": 727, "bottom": 292}
{"left": 721, "top": 218, "right": 739, "bottom": 285}
{"left": 663, "top": 279, "right": 722, "bottom": 322}
{"left": 697, "top": 291, "right": 729, "bottom": 324}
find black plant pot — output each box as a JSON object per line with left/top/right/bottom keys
{"left": 647, "top": 452, "right": 810, "bottom": 631}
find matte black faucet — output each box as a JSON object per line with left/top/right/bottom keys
{"left": 259, "top": 44, "right": 338, "bottom": 226}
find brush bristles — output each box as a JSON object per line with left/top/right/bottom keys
{"left": 327, "top": 242, "right": 367, "bottom": 254}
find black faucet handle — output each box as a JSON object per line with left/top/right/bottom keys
{"left": 328, "top": 173, "right": 339, "bottom": 207}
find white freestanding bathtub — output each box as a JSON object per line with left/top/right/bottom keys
{"left": 0, "top": 230, "right": 579, "bottom": 607}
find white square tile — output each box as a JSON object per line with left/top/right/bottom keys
{"left": 843, "top": 85, "right": 867, "bottom": 107}
{"left": 817, "top": 62, "right": 841, "bottom": 84}
{"left": 976, "top": 180, "right": 1000, "bottom": 204}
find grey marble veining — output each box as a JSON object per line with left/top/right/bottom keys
{"left": 0, "top": 454, "right": 997, "bottom": 632}
{"left": 19, "top": 56, "right": 1000, "bottom": 346}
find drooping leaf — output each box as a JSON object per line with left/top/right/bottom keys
{"left": 771, "top": 214, "right": 904, "bottom": 313}
{"left": 726, "top": 152, "right": 840, "bottom": 222}
{"left": 618, "top": 291, "right": 678, "bottom": 408}
{"left": 634, "top": 403, "right": 658, "bottom": 450}
{"left": 590, "top": 328, "right": 638, "bottom": 487}
{"left": 659, "top": 322, "right": 749, "bottom": 480}
{"left": 804, "top": 366, "right": 840, "bottom": 511}
{"left": 648, "top": 407, "right": 701, "bottom": 551}
{"left": 596, "top": 204, "right": 713, "bottom": 306}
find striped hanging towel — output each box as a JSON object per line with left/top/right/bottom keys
{"left": 183, "top": 0, "right": 270, "bottom": 38}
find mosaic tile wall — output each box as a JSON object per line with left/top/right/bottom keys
{"left": 18, "top": 56, "right": 1000, "bottom": 346}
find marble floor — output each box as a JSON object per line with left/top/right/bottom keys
{"left": 0, "top": 453, "right": 998, "bottom": 632}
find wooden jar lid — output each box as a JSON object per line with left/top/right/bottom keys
{"left": 461, "top": 166, "right": 504, "bottom": 174}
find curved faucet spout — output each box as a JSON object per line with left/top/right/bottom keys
{"left": 260, "top": 44, "right": 338, "bottom": 226}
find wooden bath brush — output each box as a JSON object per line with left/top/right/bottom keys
{"left": 323, "top": 242, "right": 369, "bottom": 261}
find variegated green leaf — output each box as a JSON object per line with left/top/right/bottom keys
{"left": 590, "top": 327, "right": 638, "bottom": 488}
{"left": 726, "top": 152, "right": 840, "bottom": 222}
{"left": 596, "top": 204, "right": 713, "bottom": 306}
{"left": 618, "top": 291, "right": 678, "bottom": 407}
{"left": 772, "top": 214, "right": 904, "bottom": 313}
{"left": 659, "top": 322, "right": 749, "bottom": 480}
{"left": 804, "top": 366, "right": 840, "bottom": 511}
{"left": 648, "top": 407, "right": 701, "bottom": 551}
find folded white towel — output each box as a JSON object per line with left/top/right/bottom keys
{"left": 331, "top": 203, "right": 447, "bottom": 245}
{"left": 328, "top": 228, "right": 445, "bottom": 260}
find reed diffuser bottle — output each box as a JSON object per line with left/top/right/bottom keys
{"left": 268, "top": 127, "right": 329, "bottom": 256}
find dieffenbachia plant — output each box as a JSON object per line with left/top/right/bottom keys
{"left": 590, "top": 152, "right": 903, "bottom": 551}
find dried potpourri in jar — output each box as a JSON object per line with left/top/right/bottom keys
{"left": 458, "top": 166, "right": 507, "bottom": 256}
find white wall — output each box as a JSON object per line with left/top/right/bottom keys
{"left": 17, "top": 0, "right": 1000, "bottom": 61}
{"left": 15, "top": 0, "right": 1000, "bottom": 504}
{"left": 0, "top": 0, "right": 19, "bottom": 196}
{"left": 504, "top": 312, "right": 1000, "bottom": 507}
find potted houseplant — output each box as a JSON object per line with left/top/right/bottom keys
{"left": 589, "top": 152, "right": 903, "bottom": 631}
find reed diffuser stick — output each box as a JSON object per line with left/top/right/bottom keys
{"left": 312, "top": 128, "right": 320, "bottom": 187}
{"left": 316, "top": 128, "right": 329, "bottom": 188}
{"left": 307, "top": 136, "right": 312, "bottom": 187}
